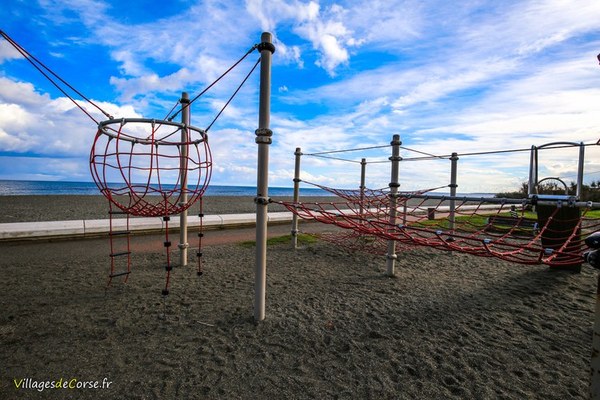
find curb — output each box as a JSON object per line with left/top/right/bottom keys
{"left": 0, "top": 212, "right": 296, "bottom": 242}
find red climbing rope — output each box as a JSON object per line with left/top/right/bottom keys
{"left": 277, "top": 184, "right": 598, "bottom": 267}
{"left": 90, "top": 118, "right": 212, "bottom": 217}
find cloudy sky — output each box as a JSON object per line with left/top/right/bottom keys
{"left": 1, "top": 0, "right": 599, "bottom": 193}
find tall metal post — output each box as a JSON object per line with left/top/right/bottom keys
{"left": 386, "top": 134, "right": 401, "bottom": 276}
{"left": 528, "top": 145, "right": 537, "bottom": 196}
{"left": 291, "top": 147, "right": 302, "bottom": 249}
{"left": 577, "top": 142, "right": 585, "bottom": 199}
{"left": 359, "top": 158, "right": 366, "bottom": 217}
{"left": 254, "top": 32, "right": 275, "bottom": 322}
{"left": 448, "top": 152, "right": 458, "bottom": 232}
{"left": 179, "top": 92, "right": 190, "bottom": 267}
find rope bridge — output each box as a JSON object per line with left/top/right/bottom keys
{"left": 278, "top": 181, "right": 597, "bottom": 268}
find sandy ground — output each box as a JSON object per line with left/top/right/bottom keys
{"left": 0, "top": 196, "right": 597, "bottom": 399}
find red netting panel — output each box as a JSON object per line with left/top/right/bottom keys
{"left": 302, "top": 180, "right": 445, "bottom": 208}
{"left": 277, "top": 196, "right": 597, "bottom": 267}
{"left": 90, "top": 119, "right": 212, "bottom": 217}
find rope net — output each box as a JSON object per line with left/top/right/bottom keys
{"left": 277, "top": 183, "right": 597, "bottom": 267}
{"left": 90, "top": 118, "right": 212, "bottom": 217}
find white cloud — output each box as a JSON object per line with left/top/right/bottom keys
{"left": 3, "top": 0, "right": 600, "bottom": 192}
{"left": 0, "top": 77, "right": 141, "bottom": 156}
{"left": 0, "top": 39, "right": 21, "bottom": 63}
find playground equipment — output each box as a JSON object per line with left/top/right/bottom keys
{"left": 280, "top": 136, "right": 598, "bottom": 273}
{"left": 0, "top": 30, "right": 272, "bottom": 297}
{"left": 89, "top": 106, "right": 212, "bottom": 295}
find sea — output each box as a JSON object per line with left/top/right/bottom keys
{"left": 0, "top": 180, "right": 330, "bottom": 197}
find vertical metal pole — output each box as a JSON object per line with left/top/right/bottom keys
{"left": 254, "top": 32, "right": 275, "bottom": 322}
{"left": 577, "top": 142, "right": 585, "bottom": 199}
{"left": 386, "top": 134, "right": 401, "bottom": 276}
{"left": 359, "top": 158, "right": 366, "bottom": 217}
{"left": 528, "top": 145, "right": 537, "bottom": 196}
{"left": 291, "top": 147, "right": 302, "bottom": 249}
{"left": 449, "top": 152, "right": 458, "bottom": 232}
{"left": 179, "top": 92, "right": 190, "bottom": 267}
{"left": 592, "top": 274, "right": 600, "bottom": 399}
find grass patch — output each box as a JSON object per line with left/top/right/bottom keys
{"left": 585, "top": 209, "right": 600, "bottom": 218}
{"left": 240, "top": 233, "right": 318, "bottom": 248}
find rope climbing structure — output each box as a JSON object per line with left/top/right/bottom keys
{"left": 0, "top": 29, "right": 266, "bottom": 296}
{"left": 278, "top": 135, "right": 600, "bottom": 273}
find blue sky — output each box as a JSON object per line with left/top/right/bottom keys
{"left": 1, "top": 0, "right": 599, "bottom": 193}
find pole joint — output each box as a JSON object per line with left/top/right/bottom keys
{"left": 254, "top": 196, "right": 270, "bottom": 205}
{"left": 255, "top": 128, "right": 273, "bottom": 144}
{"left": 257, "top": 41, "right": 276, "bottom": 54}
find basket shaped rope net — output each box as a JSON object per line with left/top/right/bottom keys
{"left": 90, "top": 118, "right": 212, "bottom": 217}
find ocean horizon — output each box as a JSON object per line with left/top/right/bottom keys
{"left": 0, "top": 179, "right": 495, "bottom": 198}
{"left": 0, "top": 179, "right": 331, "bottom": 197}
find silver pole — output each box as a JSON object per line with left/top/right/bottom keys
{"left": 179, "top": 92, "right": 190, "bottom": 267}
{"left": 577, "top": 142, "right": 585, "bottom": 199}
{"left": 386, "top": 134, "right": 401, "bottom": 276}
{"left": 359, "top": 158, "right": 366, "bottom": 217}
{"left": 254, "top": 32, "right": 275, "bottom": 322}
{"left": 528, "top": 145, "right": 537, "bottom": 196}
{"left": 291, "top": 147, "right": 302, "bottom": 249}
{"left": 449, "top": 152, "right": 458, "bottom": 232}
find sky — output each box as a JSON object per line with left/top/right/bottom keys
{"left": 1, "top": 0, "right": 600, "bottom": 193}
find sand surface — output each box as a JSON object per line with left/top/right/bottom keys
{"left": 0, "top": 195, "right": 597, "bottom": 399}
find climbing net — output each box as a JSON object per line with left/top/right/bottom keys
{"left": 1, "top": 29, "right": 262, "bottom": 294}
{"left": 279, "top": 139, "right": 600, "bottom": 269}
{"left": 278, "top": 188, "right": 597, "bottom": 266}
{"left": 90, "top": 118, "right": 212, "bottom": 217}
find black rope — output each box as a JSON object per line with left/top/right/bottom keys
{"left": 305, "top": 144, "right": 391, "bottom": 156}
{"left": 402, "top": 141, "right": 598, "bottom": 161}
{"left": 399, "top": 146, "right": 445, "bottom": 159}
{"left": 307, "top": 154, "right": 363, "bottom": 164}
{"left": 0, "top": 30, "right": 112, "bottom": 123}
{"left": 162, "top": 99, "right": 182, "bottom": 122}
{"left": 205, "top": 57, "right": 261, "bottom": 132}
{"left": 168, "top": 45, "right": 258, "bottom": 122}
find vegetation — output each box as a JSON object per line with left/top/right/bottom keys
{"left": 496, "top": 180, "right": 600, "bottom": 202}
{"left": 240, "top": 233, "right": 318, "bottom": 248}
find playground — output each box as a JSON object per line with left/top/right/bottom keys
{"left": 1, "top": 28, "right": 599, "bottom": 399}
{"left": 0, "top": 213, "right": 594, "bottom": 399}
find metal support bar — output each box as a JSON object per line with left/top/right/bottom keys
{"left": 360, "top": 158, "right": 366, "bottom": 217}
{"left": 577, "top": 142, "right": 585, "bottom": 199}
{"left": 291, "top": 147, "right": 302, "bottom": 249}
{"left": 386, "top": 134, "right": 401, "bottom": 276}
{"left": 448, "top": 152, "right": 459, "bottom": 232}
{"left": 254, "top": 32, "right": 274, "bottom": 322}
{"left": 393, "top": 192, "right": 597, "bottom": 208}
{"left": 528, "top": 145, "right": 537, "bottom": 197}
{"left": 179, "top": 92, "right": 190, "bottom": 267}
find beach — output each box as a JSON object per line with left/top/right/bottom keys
{"left": 0, "top": 195, "right": 596, "bottom": 399}
{"left": 0, "top": 195, "right": 339, "bottom": 223}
